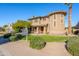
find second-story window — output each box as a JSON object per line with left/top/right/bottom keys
{"left": 61, "top": 19, "right": 63, "bottom": 23}
{"left": 54, "top": 21, "right": 56, "bottom": 27}
{"left": 40, "top": 17, "right": 41, "bottom": 20}
{"left": 54, "top": 14, "right": 56, "bottom": 19}
{"left": 34, "top": 19, "right": 38, "bottom": 22}
{"left": 39, "top": 18, "right": 41, "bottom": 24}
{"left": 61, "top": 14, "right": 63, "bottom": 18}
{"left": 43, "top": 18, "right": 46, "bottom": 21}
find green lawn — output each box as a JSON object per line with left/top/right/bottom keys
{"left": 28, "top": 35, "right": 68, "bottom": 42}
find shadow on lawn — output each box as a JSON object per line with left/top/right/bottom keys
{"left": 0, "top": 36, "right": 10, "bottom": 45}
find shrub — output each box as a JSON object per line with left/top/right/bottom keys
{"left": 66, "top": 36, "right": 79, "bottom": 56}
{"left": 9, "top": 35, "right": 17, "bottom": 41}
{"left": 9, "top": 34, "right": 25, "bottom": 41}
{"left": 3, "top": 33, "right": 11, "bottom": 38}
{"left": 16, "top": 34, "right": 25, "bottom": 39}
{"left": 29, "top": 36, "right": 46, "bottom": 50}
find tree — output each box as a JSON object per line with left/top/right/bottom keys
{"left": 3, "top": 25, "right": 8, "bottom": 28}
{"left": 0, "top": 27, "right": 5, "bottom": 32}
{"left": 1, "top": 25, "right": 8, "bottom": 32}
{"left": 65, "top": 3, "right": 72, "bottom": 35}
{"left": 12, "top": 20, "right": 31, "bottom": 33}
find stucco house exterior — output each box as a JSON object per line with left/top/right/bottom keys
{"left": 28, "top": 11, "right": 66, "bottom": 35}
{"left": 5, "top": 24, "right": 14, "bottom": 33}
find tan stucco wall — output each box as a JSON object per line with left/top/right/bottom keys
{"left": 48, "top": 14, "right": 66, "bottom": 34}
{"left": 29, "top": 11, "right": 66, "bottom": 35}
{"left": 31, "top": 17, "right": 48, "bottom": 26}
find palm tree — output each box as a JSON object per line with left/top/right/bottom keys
{"left": 65, "top": 3, "right": 72, "bottom": 35}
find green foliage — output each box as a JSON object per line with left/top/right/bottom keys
{"left": 3, "top": 25, "right": 8, "bottom": 28}
{"left": 66, "top": 36, "right": 79, "bottom": 56}
{"left": 3, "top": 33, "right": 11, "bottom": 38}
{"left": 12, "top": 20, "right": 31, "bottom": 33}
{"left": 28, "top": 35, "right": 46, "bottom": 50}
{"left": 9, "top": 35, "right": 17, "bottom": 41}
{"left": 0, "top": 27, "right": 5, "bottom": 32}
{"left": 22, "top": 36, "right": 26, "bottom": 40}
{"left": 2, "top": 28, "right": 5, "bottom": 31}
{"left": 28, "top": 35, "right": 69, "bottom": 50}
{"left": 16, "top": 34, "right": 25, "bottom": 39}
{"left": 3, "top": 32, "right": 25, "bottom": 42}
{"left": 9, "top": 34, "right": 25, "bottom": 41}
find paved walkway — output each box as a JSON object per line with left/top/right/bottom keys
{"left": 0, "top": 40, "right": 71, "bottom": 56}
{"left": 0, "top": 46, "right": 11, "bottom": 56}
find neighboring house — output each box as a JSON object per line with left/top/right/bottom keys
{"left": 0, "top": 27, "right": 4, "bottom": 32}
{"left": 5, "top": 24, "right": 14, "bottom": 33}
{"left": 0, "top": 27, "right": 5, "bottom": 35}
{"left": 28, "top": 11, "right": 66, "bottom": 35}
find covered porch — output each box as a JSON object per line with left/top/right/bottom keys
{"left": 31, "top": 25, "right": 48, "bottom": 34}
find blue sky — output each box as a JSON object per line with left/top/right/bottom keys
{"left": 0, "top": 3, "right": 79, "bottom": 27}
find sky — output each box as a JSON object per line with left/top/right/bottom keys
{"left": 0, "top": 3, "right": 79, "bottom": 27}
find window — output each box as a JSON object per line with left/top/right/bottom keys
{"left": 54, "top": 14, "right": 56, "bottom": 19}
{"left": 54, "top": 21, "right": 56, "bottom": 27}
{"left": 39, "top": 18, "right": 41, "bottom": 24}
{"left": 61, "top": 14, "right": 63, "bottom": 17}
{"left": 43, "top": 18, "right": 46, "bottom": 21}
{"left": 40, "top": 17, "right": 41, "bottom": 20}
{"left": 34, "top": 20, "right": 38, "bottom": 22}
{"left": 61, "top": 19, "right": 63, "bottom": 23}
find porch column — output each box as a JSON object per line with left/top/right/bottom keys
{"left": 36, "top": 27, "right": 39, "bottom": 34}
{"left": 44, "top": 26, "right": 46, "bottom": 34}
{"left": 33, "top": 27, "right": 35, "bottom": 34}
{"left": 31, "top": 27, "right": 33, "bottom": 33}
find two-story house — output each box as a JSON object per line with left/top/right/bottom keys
{"left": 28, "top": 11, "right": 66, "bottom": 35}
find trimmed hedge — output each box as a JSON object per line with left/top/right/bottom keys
{"left": 3, "top": 33, "right": 11, "bottom": 38}
{"left": 16, "top": 34, "right": 25, "bottom": 39}
{"left": 9, "top": 34, "right": 25, "bottom": 41}
{"left": 28, "top": 35, "right": 46, "bottom": 50}
{"left": 9, "top": 35, "right": 17, "bottom": 41}
{"left": 66, "top": 36, "right": 79, "bottom": 56}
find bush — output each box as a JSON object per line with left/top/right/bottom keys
{"left": 16, "top": 34, "right": 25, "bottom": 39}
{"left": 3, "top": 33, "right": 11, "bottom": 38}
{"left": 29, "top": 36, "right": 46, "bottom": 50}
{"left": 66, "top": 36, "right": 79, "bottom": 56}
{"left": 9, "top": 35, "right": 17, "bottom": 41}
{"left": 22, "top": 36, "right": 26, "bottom": 40}
{"left": 9, "top": 34, "right": 25, "bottom": 41}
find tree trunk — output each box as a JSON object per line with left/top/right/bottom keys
{"left": 68, "top": 4, "right": 72, "bottom": 35}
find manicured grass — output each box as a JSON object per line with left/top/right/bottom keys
{"left": 28, "top": 35, "right": 68, "bottom": 42}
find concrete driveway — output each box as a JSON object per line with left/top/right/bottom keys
{"left": 0, "top": 40, "right": 71, "bottom": 56}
